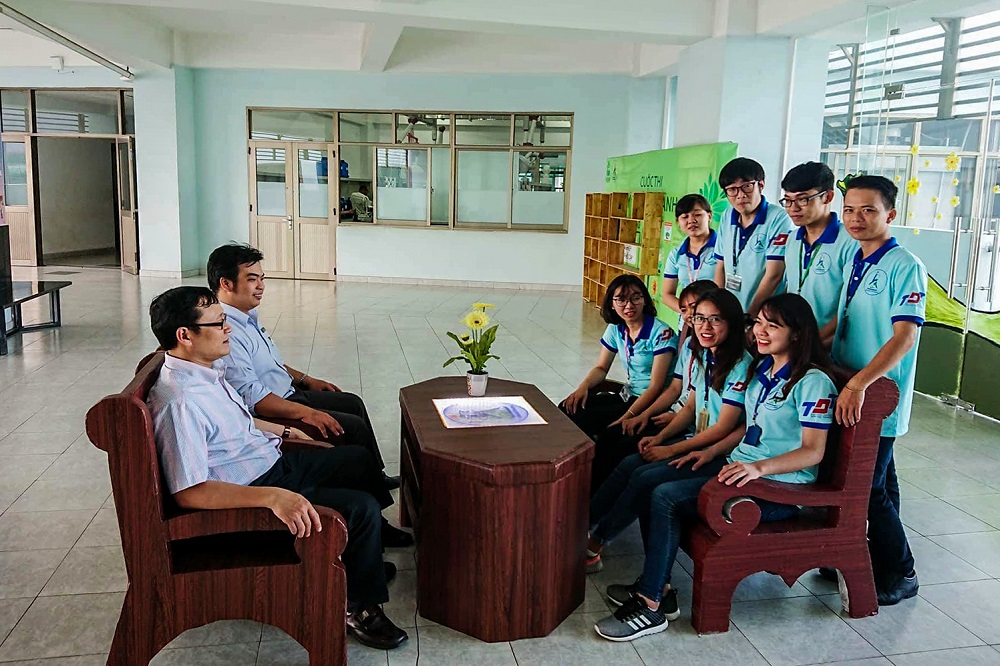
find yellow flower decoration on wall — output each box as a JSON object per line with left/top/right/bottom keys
{"left": 894, "top": 175, "right": 902, "bottom": 182}
{"left": 951, "top": 195, "right": 960, "bottom": 207}
{"left": 936, "top": 213, "right": 943, "bottom": 220}
{"left": 909, "top": 145, "right": 920, "bottom": 155}
{"left": 923, "top": 159, "right": 931, "bottom": 167}
{"left": 931, "top": 196, "right": 939, "bottom": 204}
{"left": 993, "top": 184, "right": 1000, "bottom": 195}
{"left": 944, "top": 152, "right": 960, "bottom": 172}
{"left": 952, "top": 178, "right": 960, "bottom": 186}
{"left": 908, "top": 211, "right": 915, "bottom": 219}
{"left": 906, "top": 178, "right": 921, "bottom": 196}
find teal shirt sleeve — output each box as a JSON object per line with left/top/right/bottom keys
{"left": 765, "top": 210, "right": 794, "bottom": 262}
{"left": 663, "top": 247, "right": 681, "bottom": 279}
{"left": 889, "top": 258, "right": 928, "bottom": 325}
{"left": 652, "top": 322, "right": 678, "bottom": 356}
{"left": 600, "top": 324, "right": 620, "bottom": 353}
{"left": 720, "top": 356, "right": 752, "bottom": 409}
{"left": 796, "top": 370, "right": 838, "bottom": 430}
{"left": 714, "top": 217, "right": 730, "bottom": 262}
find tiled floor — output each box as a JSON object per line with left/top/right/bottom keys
{"left": 1, "top": 265, "right": 999, "bottom": 665}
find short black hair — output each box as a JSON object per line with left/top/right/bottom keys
{"left": 675, "top": 194, "right": 712, "bottom": 218}
{"left": 678, "top": 279, "right": 718, "bottom": 305}
{"left": 207, "top": 243, "right": 264, "bottom": 293}
{"left": 719, "top": 157, "right": 765, "bottom": 189}
{"left": 600, "top": 274, "right": 656, "bottom": 325}
{"left": 149, "top": 287, "right": 219, "bottom": 350}
{"left": 781, "top": 161, "right": 835, "bottom": 194}
{"left": 845, "top": 175, "right": 897, "bottom": 210}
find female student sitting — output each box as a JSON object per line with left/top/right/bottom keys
{"left": 586, "top": 288, "right": 751, "bottom": 573}
{"left": 593, "top": 293, "right": 839, "bottom": 642}
{"left": 661, "top": 194, "right": 719, "bottom": 315}
{"left": 561, "top": 276, "right": 676, "bottom": 455}
{"left": 590, "top": 279, "right": 719, "bottom": 491}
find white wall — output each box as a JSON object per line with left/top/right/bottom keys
{"left": 36, "top": 137, "right": 117, "bottom": 257}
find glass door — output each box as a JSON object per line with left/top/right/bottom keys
{"left": 292, "top": 143, "right": 336, "bottom": 279}
{"left": 116, "top": 137, "right": 138, "bottom": 274}
{"left": 1, "top": 138, "right": 36, "bottom": 265}
{"left": 249, "top": 141, "right": 294, "bottom": 279}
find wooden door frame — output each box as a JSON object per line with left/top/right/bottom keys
{"left": 247, "top": 140, "right": 295, "bottom": 278}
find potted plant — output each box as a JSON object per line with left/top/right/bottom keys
{"left": 444, "top": 303, "right": 500, "bottom": 396}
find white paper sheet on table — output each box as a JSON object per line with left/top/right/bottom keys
{"left": 432, "top": 396, "right": 548, "bottom": 429}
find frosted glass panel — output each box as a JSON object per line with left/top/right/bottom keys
{"left": 457, "top": 151, "right": 510, "bottom": 225}
{"left": 256, "top": 147, "right": 287, "bottom": 216}
{"left": 2, "top": 142, "right": 28, "bottom": 206}
{"left": 431, "top": 148, "right": 450, "bottom": 225}
{"left": 298, "top": 148, "right": 328, "bottom": 218}
{"left": 376, "top": 148, "right": 427, "bottom": 221}
{"left": 512, "top": 151, "right": 565, "bottom": 226}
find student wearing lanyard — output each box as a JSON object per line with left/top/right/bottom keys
{"left": 826, "top": 176, "right": 926, "bottom": 606}
{"left": 593, "top": 293, "right": 835, "bottom": 642}
{"left": 662, "top": 195, "right": 719, "bottom": 314}
{"left": 592, "top": 280, "right": 720, "bottom": 494}
{"left": 712, "top": 158, "right": 794, "bottom": 316}
{"left": 778, "top": 162, "right": 858, "bottom": 341}
{"left": 585, "top": 288, "right": 750, "bottom": 576}
{"left": 561, "top": 275, "right": 677, "bottom": 466}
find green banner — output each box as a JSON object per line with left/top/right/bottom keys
{"left": 606, "top": 143, "right": 738, "bottom": 326}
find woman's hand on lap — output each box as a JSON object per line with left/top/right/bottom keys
{"left": 670, "top": 449, "right": 714, "bottom": 470}
{"left": 563, "top": 387, "right": 589, "bottom": 414}
{"left": 641, "top": 444, "right": 675, "bottom": 463}
{"left": 621, "top": 414, "right": 648, "bottom": 435}
{"left": 651, "top": 412, "right": 675, "bottom": 427}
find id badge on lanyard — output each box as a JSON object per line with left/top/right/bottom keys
{"left": 620, "top": 339, "right": 633, "bottom": 401}
{"left": 725, "top": 273, "right": 743, "bottom": 291}
{"left": 696, "top": 358, "right": 713, "bottom": 434}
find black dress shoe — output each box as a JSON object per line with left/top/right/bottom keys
{"left": 877, "top": 571, "right": 919, "bottom": 606}
{"left": 346, "top": 606, "right": 408, "bottom": 650}
{"left": 817, "top": 567, "right": 838, "bottom": 582}
{"left": 384, "top": 561, "right": 397, "bottom": 585}
{"left": 381, "top": 518, "right": 414, "bottom": 548}
{"left": 383, "top": 473, "right": 401, "bottom": 490}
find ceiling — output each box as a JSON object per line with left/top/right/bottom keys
{"left": 0, "top": 0, "right": 998, "bottom": 76}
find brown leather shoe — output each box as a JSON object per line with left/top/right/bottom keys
{"left": 346, "top": 606, "right": 408, "bottom": 650}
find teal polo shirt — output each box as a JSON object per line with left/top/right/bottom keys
{"left": 782, "top": 213, "right": 859, "bottom": 329}
{"left": 714, "top": 198, "right": 795, "bottom": 310}
{"left": 729, "top": 359, "right": 839, "bottom": 484}
{"left": 600, "top": 315, "right": 678, "bottom": 397}
{"left": 832, "top": 239, "right": 927, "bottom": 438}
{"left": 663, "top": 230, "right": 719, "bottom": 292}
{"left": 687, "top": 349, "right": 753, "bottom": 424}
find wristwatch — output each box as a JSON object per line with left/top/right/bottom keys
{"left": 282, "top": 427, "right": 291, "bottom": 439}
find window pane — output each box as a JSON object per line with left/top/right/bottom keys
{"left": 339, "top": 112, "right": 393, "bottom": 144}
{"left": 396, "top": 113, "right": 450, "bottom": 145}
{"left": 512, "top": 151, "right": 566, "bottom": 226}
{"left": 123, "top": 91, "right": 135, "bottom": 135}
{"left": 0, "top": 90, "right": 29, "bottom": 132}
{"left": 2, "top": 142, "right": 28, "bottom": 206}
{"left": 455, "top": 114, "right": 512, "bottom": 146}
{"left": 514, "top": 114, "right": 571, "bottom": 147}
{"left": 376, "top": 148, "right": 427, "bottom": 221}
{"left": 34, "top": 90, "right": 119, "bottom": 134}
{"left": 918, "top": 118, "right": 981, "bottom": 151}
{"left": 431, "top": 148, "right": 450, "bottom": 225}
{"left": 456, "top": 150, "right": 511, "bottom": 225}
{"left": 250, "top": 109, "right": 334, "bottom": 141}
{"left": 298, "top": 148, "right": 329, "bottom": 218}
{"left": 339, "top": 144, "right": 374, "bottom": 221}
{"left": 255, "top": 147, "right": 287, "bottom": 216}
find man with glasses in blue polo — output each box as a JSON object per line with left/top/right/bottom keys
{"left": 778, "top": 161, "right": 858, "bottom": 341}
{"left": 827, "top": 175, "right": 926, "bottom": 606}
{"left": 713, "top": 158, "right": 794, "bottom": 317}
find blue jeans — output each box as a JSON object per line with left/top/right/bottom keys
{"left": 637, "top": 480, "right": 799, "bottom": 604}
{"left": 589, "top": 452, "right": 724, "bottom": 547}
{"left": 868, "top": 436, "right": 914, "bottom": 586}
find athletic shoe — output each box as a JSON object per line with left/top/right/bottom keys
{"left": 586, "top": 551, "right": 603, "bottom": 574}
{"left": 877, "top": 571, "right": 919, "bottom": 606}
{"left": 594, "top": 596, "right": 668, "bottom": 642}
{"left": 606, "top": 580, "right": 680, "bottom": 621}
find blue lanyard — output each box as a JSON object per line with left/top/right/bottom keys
{"left": 750, "top": 367, "right": 785, "bottom": 425}
{"left": 730, "top": 199, "right": 768, "bottom": 268}
{"left": 701, "top": 353, "right": 715, "bottom": 406}
{"left": 843, "top": 238, "right": 899, "bottom": 314}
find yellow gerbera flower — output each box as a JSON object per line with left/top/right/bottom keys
{"left": 471, "top": 302, "right": 496, "bottom": 311}
{"left": 909, "top": 145, "right": 920, "bottom": 155}
{"left": 906, "top": 178, "right": 921, "bottom": 196}
{"left": 951, "top": 195, "right": 960, "bottom": 207}
{"left": 463, "top": 311, "right": 490, "bottom": 330}
{"left": 944, "top": 152, "right": 960, "bottom": 172}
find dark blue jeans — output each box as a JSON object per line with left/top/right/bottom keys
{"left": 868, "top": 436, "right": 914, "bottom": 586}
{"left": 590, "top": 452, "right": 723, "bottom": 547}
{"left": 637, "top": 480, "right": 799, "bottom": 604}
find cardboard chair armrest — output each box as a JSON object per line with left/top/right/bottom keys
{"left": 698, "top": 478, "right": 844, "bottom": 537}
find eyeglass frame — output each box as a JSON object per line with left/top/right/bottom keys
{"left": 778, "top": 190, "right": 829, "bottom": 209}
{"left": 723, "top": 181, "right": 761, "bottom": 197}
{"left": 612, "top": 295, "right": 646, "bottom": 307}
{"left": 189, "top": 313, "right": 228, "bottom": 330}
{"left": 692, "top": 314, "right": 726, "bottom": 327}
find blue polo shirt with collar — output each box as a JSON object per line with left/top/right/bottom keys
{"left": 687, "top": 348, "right": 753, "bottom": 424}
{"left": 663, "top": 230, "right": 719, "bottom": 291}
{"left": 782, "top": 213, "right": 859, "bottom": 329}
{"left": 714, "top": 198, "right": 794, "bottom": 310}
{"left": 600, "top": 315, "right": 678, "bottom": 397}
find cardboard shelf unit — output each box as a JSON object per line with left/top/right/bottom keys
{"left": 583, "top": 191, "right": 664, "bottom": 305}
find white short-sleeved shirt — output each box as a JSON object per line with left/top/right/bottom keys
{"left": 781, "top": 213, "right": 859, "bottom": 329}
{"left": 663, "top": 230, "right": 719, "bottom": 292}
{"left": 714, "top": 198, "right": 794, "bottom": 310}
{"left": 687, "top": 349, "right": 753, "bottom": 424}
{"left": 729, "top": 359, "right": 838, "bottom": 484}
{"left": 600, "top": 315, "right": 678, "bottom": 397}
{"left": 832, "top": 239, "right": 927, "bottom": 438}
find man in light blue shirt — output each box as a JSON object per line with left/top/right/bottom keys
{"left": 207, "top": 244, "right": 400, "bottom": 495}
{"left": 713, "top": 158, "right": 794, "bottom": 316}
{"left": 830, "top": 175, "right": 926, "bottom": 607}
{"left": 778, "top": 162, "right": 859, "bottom": 338}
{"left": 146, "top": 286, "right": 408, "bottom": 650}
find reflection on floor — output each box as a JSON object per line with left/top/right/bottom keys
{"left": 0, "top": 265, "right": 999, "bottom": 665}
{"left": 43, "top": 250, "right": 120, "bottom": 270}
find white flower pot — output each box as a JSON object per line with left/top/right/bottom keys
{"left": 467, "top": 372, "right": 488, "bottom": 397}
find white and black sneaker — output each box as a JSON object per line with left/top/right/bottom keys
{"left": 594, "top": 596, "right": 668, "bottom": 642}
{"left": 606, "top": 580, "right": 680, "bottom": 621}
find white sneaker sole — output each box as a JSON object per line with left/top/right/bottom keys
{"left": 607, "top": 594, "right": 681, "bottom": 621}
{"left": 594, "top": 619, "right": 668, "bottom": 642}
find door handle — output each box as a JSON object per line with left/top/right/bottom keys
{"left": 285, "top": 215, "right": 293, "bottom": 230}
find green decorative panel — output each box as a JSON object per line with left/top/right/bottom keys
{"left": 959, "top": 334, "right": 1000, "bottom": 420}
{"left": 914, "top": 325, "right": 963, "bottom": 398}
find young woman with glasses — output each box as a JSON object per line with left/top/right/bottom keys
{"left": 561, "top": 275, "right": 677, "bottom": 486}
{"left": 592, "top": 292, "right": 837, "bottom": 642}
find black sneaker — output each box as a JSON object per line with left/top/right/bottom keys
{"left": 594, "top": 595, "right": 668, "bottom": 642}
{"left": 381, "top": 518, "right": 414, "bottom": 548}
{"left": 877, "top": 571, "right": 919, "bottom": 606}
{"left": 606, "top": 580, "right": 680, "bottom": 621}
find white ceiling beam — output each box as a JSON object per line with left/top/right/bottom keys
{"left": 360, "top": 20, "right": 404, "bottom": 72}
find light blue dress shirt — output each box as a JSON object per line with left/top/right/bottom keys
{"left": 221, "top": 302, "right": 296, "bottom": 410}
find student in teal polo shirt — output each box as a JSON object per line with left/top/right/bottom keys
{"left": 662, "top": 194, "right": 719, "bottom": 314}
{"left": 778, "top": 162, "right": 859, "bottom": 339}
{"left": 829, "top": 175, "right": 926, "bottom": 606}
{"left": 713, "top": 158, "right": 794, "bottom": 316}
{"left": 593, "top": 292, "right": 835, "bottom": 642}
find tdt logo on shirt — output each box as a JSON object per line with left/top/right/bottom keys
{"left": 657, "top": 328, "right": 674, "bottom": 343}
{"left": 864, "top": 269, "right": 889, "bottom": 296}
{"left": 728, "top": 380, "right": 749, "bottom": 393}
{"left": 771, "top": 233, "right": 789, "bottom": 247}
{"left": 813, "top": 252, "right": 831, "bottom": 275}
{"left": 899, "top": 291, "right": 925, "bottom": 306}
{"left": 802, "top": 397, "right": 834, "bottom": 417}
